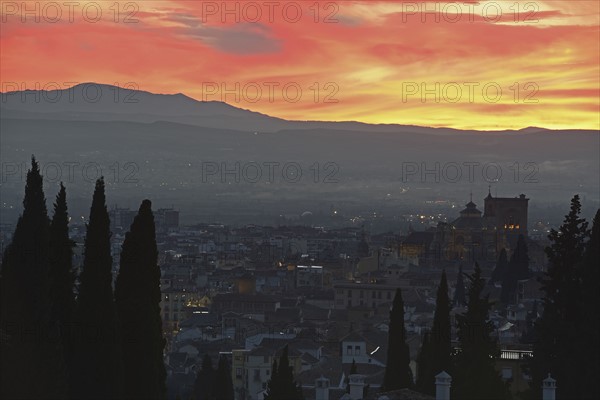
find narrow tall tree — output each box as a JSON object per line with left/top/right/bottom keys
{"left": 578, "top": 209, "right": 600, "bottom": 399}
{"left": 530, "top": 195, "right": 590, "bottom": 399}
{"left": 115, "top": 199, "right": 166, "bottom": 399}
{"left": 501, "top": 235, "right": 530, "bottom": 304}
{"left": 430, "top": 271, "right": 452, "bottom": 380}
{"left": 264, "top": 345, "right": 302, "bottom": 400}
{"left": 264, "top": 359, "right": 280, "bottom": 400}
{"left": 415, "top": 331, "right": 434, "bottom": 394}
{"left": 74, "top": 177, "right": 122, "bottom": 399}
{"left": 0, "top": 157, "right": 67, "bottom": 399}
{"left": 48, "top": 182, "right": 76, "bottom": 362}
{"left": 194, "top": 354, "right": 215, "bottom": 400}
{"left": 416, "top": 270, "right": 452, "bottom": 394}
{"left": 453, "top": 263, "right": 507, "bottom": 400}
{"left": 214, "top": 355, "right": 235, "bottom": 400}
{"left": 490, "top": 248, "right": 508, "bottom": 284}
{"left": 345, "top": 359, "right": 357, "bottom": 393}
{"left": 453, "top": 265, "right": 466, "bottom": 307}
{"left": 383, "top": 288, "right": 413, "bottom": 390}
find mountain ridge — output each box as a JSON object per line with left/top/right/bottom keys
{"left": 2, "top": 82, "right": 593, "bottom": 134}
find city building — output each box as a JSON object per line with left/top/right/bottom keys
{"left": 426, "top": 192, "right": 529, "bottom": 266}
{"left": 333, "top": 283, "right": 396, "bottom": 309}
{"left": 296, "top": 265, "right": 324, "bottom": 288}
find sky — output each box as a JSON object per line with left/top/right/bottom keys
{"left": 1, "top": 0, "right": 599, "bottom": 130}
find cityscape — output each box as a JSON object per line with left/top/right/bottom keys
{"left": 1, "top": 1, "right": 599, "bottom": 400}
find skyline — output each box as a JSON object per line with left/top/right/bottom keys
{"left": 1, "top": 0, "right": 599, "bottom": 130}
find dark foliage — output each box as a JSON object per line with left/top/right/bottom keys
{"left": 115, "top": 199, "right": 167, "bottom": 399}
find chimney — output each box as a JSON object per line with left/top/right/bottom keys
{"left": 315, "top": 375, "right": 330, "bottom": 400}
{"left": 435, "top": 371, "right": 452, "bottom": 400}
{"left": 542, "top": 374, "right": 556, "bottom": 400}
{"left": 348, "top": 374, "right": 365, "bottom": 400}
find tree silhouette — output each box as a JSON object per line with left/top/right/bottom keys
{"left": 345, "top": 359, "right": 357, "bottom": 393}
{"left": 383, "top": 288, "right": 413, "bottom": 390}
{"left": 115, "top": 199, "right": 166, "bottom": 399}
{"left": 416, "top": 270, "right": 452, "bottom": 394}
{"left": 453, "top": 265, "right": 466, "bottom": 307}
{"left": 578, "top": 209, "right": 600, "bottom": 399}
{"left": 530, "top": 195, "right": 591, "bottom": 399}
{"left": 0, "top": 157, "right": 68, "bottom": 399}
{"left": 416, "top": 331, "right": 434, "bottom": 394}
{"left": 453, "top": 263, "right": 507, "bottom": 400}
{"left": 214, "top": 355, "right": 234, "bottom": 400}
{"left": 194, "top": 354, "right": 215, "bottom": 400}
{"left": 48, "top": 183, "right": 76, "bottom": 362}
{"left": 73, "top": 177, "right": 122, "bottom": 399}
{"left": 501, "top": 235, "right": 530, "bottom": 304}
{"left": 490, "top": 248, "right": 508, "bottom": 284}
{"left": 264, "top": 345, "right": 302, "bottom": 400}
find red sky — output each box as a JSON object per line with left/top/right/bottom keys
{"left": 1, "top": 1, "right": 599, "bottom": 130}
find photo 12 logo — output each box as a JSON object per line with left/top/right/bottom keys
{"left": 197, "top": 1, "right": 340, "bottom": 24}
{"left": 1, "top": 161, "right": 140, "bottom": 184}
{"left": 1, "top": 82, "right": 140, "bottom": 104}
{"left": 200, "top": 81, "right": 339, "bottom": 104}
{"left": 400, "top": 162, "right": 539, "bottom": 184}
{"left": 200, "top": 161, "right": 340, "bottom": 184}
{"left": 1, "top": 1, "right": 140, "bottom": 23}
{"left": 401, "top": 82, "right": 539, "bottom": 104}
{"left": 399, "top": 2, "right": 540, "bottom": 23}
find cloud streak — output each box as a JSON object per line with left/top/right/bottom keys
{"left": 1, "top": 0, "right": 598, "bottom": 130}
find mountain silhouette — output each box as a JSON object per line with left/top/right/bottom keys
{"left": 0, "top": 82, "right": 576, "bottom": 135}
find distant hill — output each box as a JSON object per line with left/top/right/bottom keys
{"left": 1, "top": 83, "right": 598, "bottom": 223}
{"left": 0, "top": 82, "right": 573, "bottom": 135}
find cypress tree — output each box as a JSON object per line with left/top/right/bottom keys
{"left": 73, "top": 177, "right": 122, "bottom": 399}
{"left": 430, "top": 271, "right": 452, "bottom": 379}
{"left": 453, "top": 263, "right": 507, "bottom": 400}
{"left": 194, "top": 354, "right": 215, "bottom": 400}
{"left": 0, "top": 157, "right": 68, "bottom": 399}
{"left": 278, "top": 345, "right": 303, "bottom": 399}
{"left": 501, "top": 235, "right": 530, "bottom": 305}
{"left": 214, "top": 355, "right": 234, "bottom": 400}
{"left": 490, "top": 248, "right": 508, "bottom": 284}
{"left": 579, "top": 209, "right": 600, "bottom": 399}
{"left": 521, "top": 300, "right": 537, "bottom": 344}
{"left": 416, "top": 270, "right": 451, "bottom": 394}
{"left": 453, "top": 265, "right": 466, "bottom": 307}
{"left": 383, "top": 288, "right": 413, "bottom": 390}
{"left": 115, "top": 199, "right": 167, "bottom": 399}
{"left": 415, "top": 331, "right": 434, "bottom": 394}
{"left": 264, "top": 359, "right": 280, "bottom": 400}
{"left": 265, "top": 345, "right": 302, "bottom": 400}
{"left": 48, "top": 182, "right": 76, "bottom": 362}
{"left": 345, "top": 359, "right": 357, "bottom": 393}
{"left": 530, "top": 195, "right": 590, "bottom": 399}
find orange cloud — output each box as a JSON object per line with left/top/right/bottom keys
{"left": 1, "top": 0, "right": 598, "bottom": 130}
